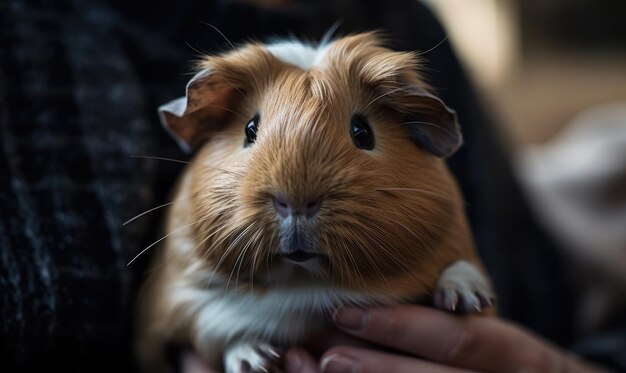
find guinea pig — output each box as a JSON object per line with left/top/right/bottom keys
{"left": 135, "top": 32, "right": 494, "bottom": 373}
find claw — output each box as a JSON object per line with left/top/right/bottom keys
{"left": 476, "top": 291, "right": 494, "bottom": 308}
{"left": 261, "top": 346, "right": 281, "bottom": 359}
{"left": 435, "top": 260, "right": 495, "bottom": 314}
{"left": 224, "top": 342, "right": 281, "bottom": 373}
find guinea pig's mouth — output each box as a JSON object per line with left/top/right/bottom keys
{"left": 276, "top": 250, "right": 330, "bottom": 273}
{"left": 281, "top": 249, "right": 318, "bottom": 263}
{"left": 264, "top": 251, "right": 330, "bottom": 283}
{"left": 277, "top": 218, "right": 320, "bottom": 260}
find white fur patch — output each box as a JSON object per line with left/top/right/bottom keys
{"left": 224, "top": 342, "right": 278, "bottom": 373}
{"left": 434, "top": 260, "right": 494, "bottom": 312}
{"left": 172, "top": 278, "right": 398, "bottom": 359}
{"left": 266, "top": 41, "right": 332, "bottom": 70}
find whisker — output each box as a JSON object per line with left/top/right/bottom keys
{"left": 386, "top": 211, "right": 442, "bottom": 257}
{"left": 206, "top": 236, "right": 237, "bottom": 288}
{"left": 192, "top": 224, "right": 231, "bottom": 261}
{"left": 402, "top": 121, "right": 457, "bottom": 138}
{"left": 394, "top": 207, "right": 455, "bottom": 235}
{"left": 130, "top": 155, "right": 189, "bottom": 164}
{"left": 123, "top": 201, "right": 176, "bottom": 226}
{"left": 223, "top": 223, "right": 255, "bottom": 294}
{"left": 204, "top": 104, "right": 248, "bottom": 121}
{"left": 201, "top": 227, "right": 239, "bottom": 288}
{"left": 416, "top": 35, "right": 449, "bottom": 56}
{"left": 355, "top": 223, "right": 405, "bottom": 283}
{"left": 362, "top": 86, "right": 406, "bottom": 111}
{"left": 249, "top": 229, "right": 264, "bottom": 295}
{"left": 185, "top": 41, "right": 210, "bottom": 57}
{"left": 183, "top": 45, "right": 250, "bottom": 103}
{"left": 223, "top": 78, "right": 250, "bottom": 102}
{"left": 375, "top": 187, "right": 457, "bottom": 203}
{"left": 141, "top": 223, "right": 218, "bottom": 278}
{"left": 329, "top": 228, "right": 348, "bottom": 292}
{"left": 349, "top": 122, "right": 397, "bottom": 143}
{"left": 234, "top": 225, "right": 257, "bottom": 290}
{"left": 201, "top": 165, "right": 243, "bottom": 177}
{"left": 199, "top": 21, "right": 242, "bottom": 58}
{"left": 202, "top": 224, "right": 237, "bottom": 262}
{"left": 343, "top": 238, "right": 367, "bottom": 291}
{"left": 209, "top": 223, "right": 254, "bottom": 290}
{"left": 324, "top": 235, "right": 339, "bottom": 295}
{"left": 264, "top": 238, "right": 272, "bottom": 280}
{"left": 359, "top": 223, "right": 429, "bottom": 294}
{"left": 130, "top": 154, "right": 244, "bottom": 177}
{"left": 126, "top": 216, "right": 210, "bottom": 266}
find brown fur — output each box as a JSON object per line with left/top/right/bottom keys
{"left": 136, "top": 32, "right": 487, "bottom": 370}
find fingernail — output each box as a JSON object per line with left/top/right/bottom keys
{"left": 321, "top": 354, "right": 358, "bottom": 373}
{"left": 333, "top": 307, "right": 367, "bottom": 331}
{"left": 286, "top": 350, "right": 302, "bottom": 372}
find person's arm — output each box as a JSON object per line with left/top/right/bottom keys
{"left": 285, "top": 305, "right": 611, "bottom": 373}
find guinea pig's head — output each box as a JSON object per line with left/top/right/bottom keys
{"left": 160, "top": 33, "right": 464, "bottom": 294}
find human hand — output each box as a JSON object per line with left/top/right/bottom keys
{"left": 285, "top": 305, "right": 610, "bottom": 373}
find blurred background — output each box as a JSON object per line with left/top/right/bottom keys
{"left": 426, "top": 0, "right": 626, "bottom": 143}
{"left": 1, "top": 0, "right": 625, "bottom": 371}
{"left": 424, "top": 0, "right": 626, "bottom": 335}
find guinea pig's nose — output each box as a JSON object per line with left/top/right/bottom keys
{"left": 272, "top": 196, "right": 322, "bottom": 218}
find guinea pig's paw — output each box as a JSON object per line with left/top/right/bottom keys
{"left": 434, "top": 260, "right": 495, "bottom": 313}
{"left": 224, "top": 342, "right": 282, "bottom": 373}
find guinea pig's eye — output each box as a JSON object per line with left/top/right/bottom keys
{"left": 351, "top": 114, "right": 374, "bottom": 150}
{"left": 244, "top": 114, "right": 259, "bottom": 146}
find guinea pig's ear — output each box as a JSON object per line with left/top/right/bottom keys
{"left": 158, "top": 69, "right": 237, "bottom": 153}
{"left": 397, "top": 87, "right": 462, "bottom": 158}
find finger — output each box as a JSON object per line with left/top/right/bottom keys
{"left": 333, "top": 305, "right": 561, "bottom": 373}
{"left": 302, "top": 328, "right": 374, "bottom": 355}
{"left": 320, "top": 346, "right": 475, "bottom": 373}
{"left": 181, "top": 351, "right": 220, "bottom": 373}
{"left": 285, "top": 348, "right": 320, "bottom": 373}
